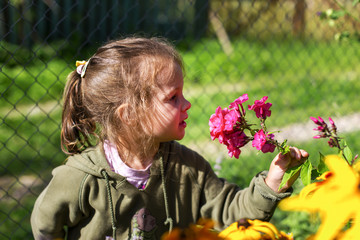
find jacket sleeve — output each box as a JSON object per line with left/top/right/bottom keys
{"left": 31, "top": 166, "right": 86, "bottom": 240}
{"left": 199, "top": 160, "right": 292, "bottom": 230}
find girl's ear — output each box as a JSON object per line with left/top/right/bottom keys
{"left": 116, "top": 103, "right": 130, "bottom": 123}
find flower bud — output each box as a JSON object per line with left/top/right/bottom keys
{"left": 329, "top": 117, "right": 337, "bottom": 133}
{"left": 310, "top": 117, "right": 320, "bottom": 125}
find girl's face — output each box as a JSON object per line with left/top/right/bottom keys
{"left": 152, "top": 63, "right": 191, "bottom": 144}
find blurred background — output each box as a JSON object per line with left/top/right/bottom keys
{"left": 1, "top": 0, "right": 359, "bottom": 239}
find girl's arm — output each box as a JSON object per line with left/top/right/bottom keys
{"left": 31, "top": 166, "right": 84, "bottom": 240}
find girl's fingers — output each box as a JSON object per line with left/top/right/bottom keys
{"left": 274, "top": 147, "right": 309, "bottom": 169}
{"left": 286, "top": 147, "right": 309, "bottom": 168}
{"left": 289, "top": 147, "right": 309, "bottom": 160}
{"left": 289, "top": 147, "right": 301, "bottom": 159}
{"left": 300, "top": 149, "right": 309, "bottom": 159}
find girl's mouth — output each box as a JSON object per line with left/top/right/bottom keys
{"left": 180, "top": 120, "right": 187, "bottom": 128}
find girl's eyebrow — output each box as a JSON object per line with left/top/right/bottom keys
{"left": 164, "top": 89, "right": 177, "bottom": 98}
{"left": 162, "top": 86, "right": 181, "bottom": 100}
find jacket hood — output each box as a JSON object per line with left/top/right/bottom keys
{"left": 65, "top": 144, "right": 123, "bottom": 180}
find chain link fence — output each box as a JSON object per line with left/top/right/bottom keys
{"left": 1, "top": 0, "right": 359, "bottom": 238}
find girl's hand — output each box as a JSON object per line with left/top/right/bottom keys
{"left": 265, "top": 147, "right": 309, "bottom": 193}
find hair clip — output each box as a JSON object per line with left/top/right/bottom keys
{"left": 75, "top": 60, "right": 89, "bottom": 78}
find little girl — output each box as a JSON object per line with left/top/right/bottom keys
{"left": 31, "top": 37, "right": 308, "bottom": 240}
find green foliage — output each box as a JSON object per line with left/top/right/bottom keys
{"left": 0, "top": 41, "right": 33, "bottom": 68}
{"left": 317, "top": 0, "right": 360, "bottom": 41}
{"left": 317, "top": 152, "right": 329, "bottom": 175}
{"left": 279, "top": 164, "right": 302, "bottom": 190}
{"left": 278, "top": 157, "right": 313, "bottom": 191}
{"left": 300, "top": 159, "right": 312, "bottom": 186}
{"left": 272, "top": 209, "right": 319, "bottom": 240}
{"left": 1, "top": 59, "right": 70, "bottom": 105}
{"left": 342, "top": 140, "right": 354, "bottom": 165}
{"left": 0, "top": 110, "right": 66, "bottom": 175}
{"left": 278, "top": 140, "right": 290, "bottom": 155}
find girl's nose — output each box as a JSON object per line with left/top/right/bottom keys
{"left": 182, "top": 98, "right": 191, "bottom": 112}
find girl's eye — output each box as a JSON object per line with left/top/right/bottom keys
{"left": 170, "top": 95, "right": 177, "bottom": 101}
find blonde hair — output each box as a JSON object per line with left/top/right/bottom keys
{"left": 61, "top": 37, "right": 184, "bottom": 158}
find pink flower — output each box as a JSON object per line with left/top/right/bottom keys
{"left": 310, "top": 116, "right": 334, "bottom": 139}
{"left": 224, "top": 109, "right": 240, "bottom": 131}
{"left": 224, "top": 131, "right": 248, "bottom": 159}
{"left": 329, "top": 117, "right": 337, "bottom": 133}
{"left": 311, "top": 116, "right": 340, "bottom": 148}
{"left": 261, "top": 142, "right": 276, "bottom": 153}
{"left": 310, "top": 116, "right": 320, "bottom": 124}
{"left": 229, "top": 93, "right": 249, "bottom": 116}
{"left": 310, "top": 116, "right": 325, "bottom": 125}
{"left": 209, "top": 94, "right": 281, "bottom": 158}
{"left": 313, "top": 126, "right": 325, "bottom": 131}
{"left": 209, "top": 104, "right": 249, "bottom": 158}
{"left": 248, "top": 96, "right": 272, "bottom": 119}
{"left": 209, "top": 106, "right": 226, "bottom": 141}
{"left": 252, "top": 129, "right": 276, "bottom": 153}
{"left": 225, "top": 131, "right": 248, "bottom": 148}
{"left": 328, "top": 138, "right": 336, "bottom": 148}
{"left": 226, "top": 144, "right": 241, "bottom": 159}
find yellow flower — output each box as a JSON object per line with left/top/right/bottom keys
{"left": 278, "top": 231, "right": 293, "bottom": 240}
{"left": 352, "top": 160, "right": 360, "bottom": 174}
{"left": 219, "top": 219, "right": 283, "bottom": 240}
{"left": 161, "top": 219, "right": 223, "bottom": 240}
{"left": 298, "top": 171, "right": 332, "bottom": 199}
{"left": 262, "top": 231, "right": 293, "bottom": 240}
{"left": 279, "top": 155, "right": 360, "bottom": 240}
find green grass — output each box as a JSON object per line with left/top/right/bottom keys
{"left": 1, "top": 37, "right": 360, "bottom": 239}
{"left": 0, "top": 194, "right": 36, "bottom": 239}
{"left": 1, "top": 59, "right": 70, "bottom": 106}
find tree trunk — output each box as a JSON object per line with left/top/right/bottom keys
{"left": 292, "top": 0, "right": 306, "bottom": 37}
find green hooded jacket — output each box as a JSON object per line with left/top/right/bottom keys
{"left": 31, "top": 141, "right": 291, "bottom": 240}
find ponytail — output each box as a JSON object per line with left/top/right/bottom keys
{"left": 61, "top": 71, "right": 97, "bottom": 155}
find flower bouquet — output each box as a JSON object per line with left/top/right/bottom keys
{"left": 209, "top": 94, "right": 287, "bottom": 158}
{"left": 209, "top": 94, "right": 310, "bottom": 189}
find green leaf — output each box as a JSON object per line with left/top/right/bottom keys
{"left": 317, "top": 152, "right": 328, "bottom": 174}
{"left": 311, "top": 169, "right": 321, "bottom": 181}
{"left": 278, "top": 140, "right": 290, "bottom": 155}
{"left": 353, "top": 0, "right": 360, "bottom": 6}
{"left": 335, "top": 31, "right": 350, "bottom": 41}
{"left": 279, "top": 164, "right": 302, "bottom": 190}
{"left": 318, "top": 11, "right": 327, "bottom": 20}
{"left": 300, "top": 159, "right": 312, "bottom": 186}
{"left": 329, "top": 10, "right": 345, "bottom": 20}
{"left": 343, "top": 140, "right": 353, "bottom": 164}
